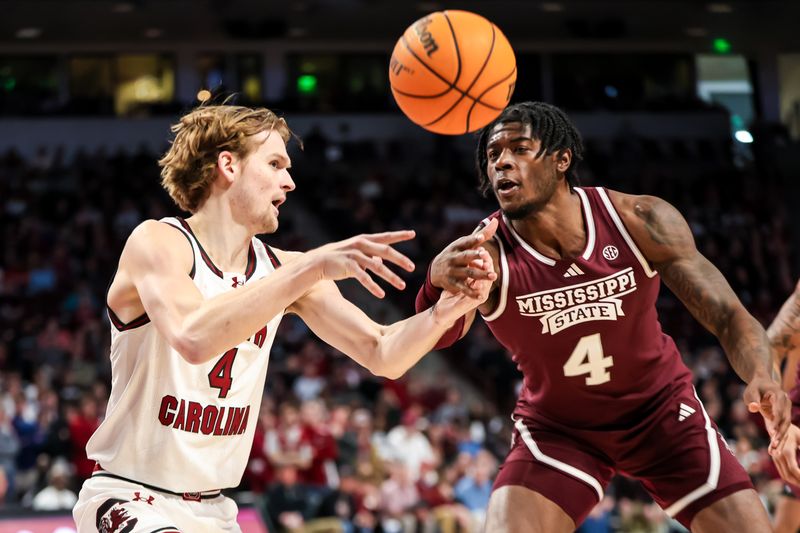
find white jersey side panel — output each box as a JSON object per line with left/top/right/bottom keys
{"left": 86, "top": 217, "right": 284, "bottom": 492}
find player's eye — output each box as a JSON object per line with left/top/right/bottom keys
{"left": 487, "top": 151, "right": 498, "bottom": 161}
{"left": 515, "top": 146, "right": 528, "bottom": 154}
{"left": 269, "top": 161, "right": 280, "bottom": 169}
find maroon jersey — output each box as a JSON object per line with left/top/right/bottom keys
{"left": 481, "top": 187, "right": 693, "bottom": 429}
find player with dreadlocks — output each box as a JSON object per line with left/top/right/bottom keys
{"left": 415, "top": 102, "right": 795, "bottom": 532}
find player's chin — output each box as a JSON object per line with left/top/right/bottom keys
{"left": 261, "top": 215, "right": 279, "bottom": 234}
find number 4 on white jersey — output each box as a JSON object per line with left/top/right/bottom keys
{"left": 563, "top": 333, "right": 614, "bottom": 386}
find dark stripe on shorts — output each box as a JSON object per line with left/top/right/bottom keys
{"left": 91, "top": 472, "right": 222, "bottom": 500}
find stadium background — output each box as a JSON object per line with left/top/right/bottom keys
{"left": 1, "top": 0, "right": 800, "bottom": 531}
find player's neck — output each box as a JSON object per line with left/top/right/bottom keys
{"left": 512, "top": 188, "right": 586, "bottom": 261}
{"left": 185, "top": 200, "right": 253, "bottom": 273}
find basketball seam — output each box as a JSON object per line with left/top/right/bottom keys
{"left": 465, "top": 64, "right": 517, "bottom": 131}
{"left": 398, "top": 34, "right": 504, "bottom": 112}
{"left": 421, "top": 17, "right": 497, "bottom": 129}
{"left": 442, "top": 11, "right": 463, "bottom": 90}
{"left": 462, "top": 22, "right": 497, "bottom": 132}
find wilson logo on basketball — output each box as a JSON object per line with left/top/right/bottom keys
{"left": 413, "top": 16, "right": 439, "bottom": 57}
{"left": 515, "top": 268, "right": 637, "bottom": 335}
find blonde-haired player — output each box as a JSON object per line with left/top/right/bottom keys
{"left": 72, "top": 105, "right": 497, "bottom": 532}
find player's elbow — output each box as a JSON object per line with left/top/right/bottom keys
{"left": 370, "top": 364, "right": 406, "bottom": 380}
{"left": 370, "top": 351, "right": 410, "bottom": 380}
{"left": 171, "top": 331, "right": 207, "bottom": 365}
{"left": 369, "top": 361, "right": 406, "bottom": 380}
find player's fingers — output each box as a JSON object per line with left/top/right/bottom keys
{"left": 474, "top": 252, "right": 498, "bottom": 279}
{"left": 776, "top": 448, "right": 800, "bottom": 487}
{"left": 352, "top": 265, "right": 386, "bottom": 298}
{"left": 450, "top": 248, "right": 491, "bottom": 267}
{"left": 357, "top": 240, "right": 415, "bottom": 272}
{"left": 363, "top": 230, "right": 417, "bottom": 246}
{"left": 450, "top": 278, "right": 482, "bottom": 299}
{"left": 463, "top": 265, "right": 496, "bottom": 281}
{"left": 747, "top": 401, "right": 761, "bottom": 413}
{"left": 362, "top": 255, "right": 406, "bottom": 290}
{"left": 785, "top": 443, "right": 800, "bottom": 485}
{"left": 474, "top": 218, "right": 499, "bottom": 243}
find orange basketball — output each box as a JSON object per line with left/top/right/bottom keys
{"left": 389, "top": 10, "right": 517, "bottom": 135}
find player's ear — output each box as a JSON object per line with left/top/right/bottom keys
{"left": 555, "top": 149, "right": 572, "bottom": 173}
{"left": 217, "top": 151, "right": 237, "bottom": 185}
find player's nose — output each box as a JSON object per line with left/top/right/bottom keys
{"left": 494, "top": 148, "right": 516, "bottom": 171}
{"left": 282, "top": 170, "right": 296, "bottom": 192}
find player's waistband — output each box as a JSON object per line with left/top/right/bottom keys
{"left": 92, "top": 463, "right": 222, "bottom": 501}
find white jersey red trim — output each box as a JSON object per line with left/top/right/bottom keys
{"left": 86, "top": 217, "right": 284, "bottom": 492}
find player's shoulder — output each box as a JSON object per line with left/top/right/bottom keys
{"left": 122, "top": 219, "right": 193, "bottom": 270}
{"left": 605, "top": 189, "right": 694, "bottom": 261}
{"left": 268, "top": 246, "right": 302, "bottom": 265}
{"left": 604, "top": 189, "right": 679, "bottom": 225}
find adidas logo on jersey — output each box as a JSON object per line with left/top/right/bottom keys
{"left": 563, "top": 263, "right": 584, "bottom": 278}
{"left": 678, "top": 402, "right": 696, "bottom": 421}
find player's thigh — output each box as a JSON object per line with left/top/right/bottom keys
{"left": 74, "top": 489, "right": 180, "bottom": 533}
{"left": 624, "top": 388, "right": 754, "bottom": 528}
{"left": 492, "top": 418, "right": 614, "bottom": 529}
{"left": 690, "top": 488, "right": 770, "bottom": 533}
{"left": 485, "top": 485, "right": 574, "bottom": 533}
{"left": 774, "top": 494, "right": 800, "bottom": 533}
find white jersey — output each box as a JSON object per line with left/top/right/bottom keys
{"left": 86, "top": 216, "right": 284, "bottom": 492}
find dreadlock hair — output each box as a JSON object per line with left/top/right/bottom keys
{"left": 475, "top": 101, "right": 584, "bottom": 196}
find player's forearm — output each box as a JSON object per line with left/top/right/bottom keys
{"left": 370, "top": 303, "right": 468, "bottom": 379}
{"left": 767, "top": 285, "right": 800, "bottom": 365}
{"left": 718, "top": 310, "right": 777, "bottom": 383}
{"left": 175, "top": 258, "right": 320, "bottom": 363}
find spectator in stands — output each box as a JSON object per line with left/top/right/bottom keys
{"left": 31, "top": 458, "right": 77, "bottom": 511}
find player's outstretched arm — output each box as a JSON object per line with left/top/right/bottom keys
{"left": 414, "top": 219, "right": 500, "bottom": 349}
{"left": 767, "top": 280, "right": 800, "bottom": 392}
{"left": 118, "top": 220, "right": 416, "bottom": 364}
{"left": 610, "top": 190, "right": 791, "bottom": 446}
{"left": 284, "top": 248, "right": 495, "bottom": 379}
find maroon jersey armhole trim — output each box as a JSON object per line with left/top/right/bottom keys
{"left": 244, "top": 242, "right": 257, "bottom": 280}
{"left": 105, "top": 267, "right": 151, "bottom": 331}
{"left": 176, "top": 217, "right": 224, "bottom": 279}
{"left": 160, "top": 220, "right": 196, "bottom": 279}
{"left": 107, "top": 307, "right": 151, "bottom": 331}
{"left": 260, "top": 240, "right": 282, "bottom": 268}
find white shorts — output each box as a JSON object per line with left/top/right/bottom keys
{"left": 73, "top": 474, "right": 242, "bottom": 533}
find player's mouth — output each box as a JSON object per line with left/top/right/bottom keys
{"left": 271, "top": 197, "right": 285, "bottom": 214}
{"left": 495, "top": 177, "right": 520, "bottom": 198}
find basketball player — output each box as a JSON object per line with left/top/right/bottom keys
{"left": 415, "top": 101, "right": 795, "bottom": 532}
{"left": 767, "top": 280, "right": 800, "bottom": 533}
{"left": 72, "top": 104, "right": 495, "bottom": 533}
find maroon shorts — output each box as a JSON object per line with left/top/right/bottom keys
{"left": 493, "top": 385, "right": 753, "bottom": 528}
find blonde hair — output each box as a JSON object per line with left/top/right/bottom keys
{"left": 158, "top": 104, "right": 295, "bottom": 213}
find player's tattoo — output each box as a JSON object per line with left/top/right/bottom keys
{"left": 773, "top": 333, "right": 797, "bottom": 362}
{"left": 767, "top": 288, "right": 800, "bottom": 364}
{"left": 640, "top": 197, "right": 772, "bottom": 382}
{"left": 636, "top": 204, "right": 671, "bottom": 246}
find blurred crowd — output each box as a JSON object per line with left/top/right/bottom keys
{"left": 0, "top": 117, "right": 799, "bottom": 532}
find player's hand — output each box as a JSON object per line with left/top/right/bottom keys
{"left": 745, "top": 372, "right": 791, "bottom": 449}
{"left": 430, "top": 218, "right": 499, "bottom": 297}
{"left": 434, "top": 252, "right": 495, "bottom": 321}
{"left": 770, "top": 424, "right": 800, "bottom": 487}
{"left": 306, "top": 230, "right": 416, "bottom": 298}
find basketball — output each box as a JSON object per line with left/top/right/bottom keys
{"left": 389, "top": 10, "right": 517, "bottom": 135}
